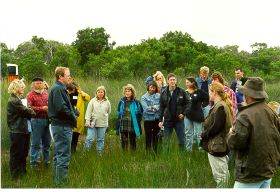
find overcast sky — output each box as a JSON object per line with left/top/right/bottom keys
{"left": 1, "top": 0, "right": 280, "bottom": 52}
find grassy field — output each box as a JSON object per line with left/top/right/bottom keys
{"left": 1, "top": 77, "right": 280, "bottom": 188}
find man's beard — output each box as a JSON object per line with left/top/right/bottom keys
{"left": 34, "top": 89, "right": 44, "bottom": 94}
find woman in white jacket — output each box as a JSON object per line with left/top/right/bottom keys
{"left": 84, "top": 86, "right": 111, "bottom": 154}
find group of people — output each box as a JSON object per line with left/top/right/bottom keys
{"left": 7, "top": 67, "right": 111, "bottom": 186}
{"left": 6, "top": 66, "right": 280, "bottom": 188}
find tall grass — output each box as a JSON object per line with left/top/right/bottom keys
{"left": 1, "top": 77, "right": 280, "bottom": 188}
{"left": 1, "top": 135, "right": 227, "bottom": 188}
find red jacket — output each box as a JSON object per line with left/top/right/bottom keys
{"left": 27, "top": 90, "right": 48, "bottom": 118}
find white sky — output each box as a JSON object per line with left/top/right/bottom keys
{"left": 1, "top": 0, "right": 280, "bottom": 52}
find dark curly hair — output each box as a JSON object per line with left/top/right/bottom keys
{"left": 147, "top": 80, "right": 158, "bottom": 93}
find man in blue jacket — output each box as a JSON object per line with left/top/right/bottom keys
{"left": 48, "top": 67, "right": 77, "bottom": 187}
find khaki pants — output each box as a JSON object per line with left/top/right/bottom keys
{"left": 208, "top": 153, "right": 229, "bottom": 188}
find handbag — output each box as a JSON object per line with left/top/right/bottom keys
{"left": 207, "top": 134, "right": 228, "bottom": 154}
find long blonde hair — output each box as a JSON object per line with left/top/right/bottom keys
{"left": 210, "top": 82, "right": 234, "bottom": 118}
{"left": 153, "top": 71, "right": 167, "bottom": 86}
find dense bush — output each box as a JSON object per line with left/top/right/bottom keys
{"left": 1, "top": 29, "right": 280, "bottom": 81}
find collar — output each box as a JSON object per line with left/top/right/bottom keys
{"left": 238, "top": 100, "right": 265, "bottom": 112}
{"left": 56, "top": 80, "right": 67, "bottom": 89}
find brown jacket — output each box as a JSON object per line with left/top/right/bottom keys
{"left": 227, "top": 100, "right": 280, "bottom": 183}
{"left": 201, "top": 100, "right": 232, "bottom": 156}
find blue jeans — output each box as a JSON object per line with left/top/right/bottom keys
{"left": 234, "top": 178, "right": 272, "bottom": 188}
{"left": 202, "top": 105, "right": 210, "bottom": 118}
{"left": 163, "top": 120, "right": 185, "bottom": 146}
{"left": 30, "top": 118, "right": 51, "bottom": 165}
{"left": 184, "top": 117, "right": 203, "bottom": 151}
{"left": 51, "top": 124, "right": 73, "bottom": 187}
{"left": 84, "top": 127, "right": 106, "bottom": 153}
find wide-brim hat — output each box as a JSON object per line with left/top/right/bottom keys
{"left": 238, "top": 77, "right": 268, "bottom": 99}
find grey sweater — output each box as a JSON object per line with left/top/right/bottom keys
{"left": 85, "top": 97, "right": 111, "bottom": 128}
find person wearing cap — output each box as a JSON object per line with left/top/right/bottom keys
{"left": 227, "top": 77, "right": 280, "bottom": 188}
{"left": 27, "top": 77, "right": 51, "bottom": 168}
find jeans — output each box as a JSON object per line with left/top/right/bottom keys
{"left": 164, "top": 120, "right": 185, "bottom": 146}
{"left": 202, "top": 105, "right": 210, "bottom": 118}
{"left": 184, "top": 117, "right": 203, "bottom": 151}
{"left": 84, "top": 127, "right": 106, "bottom": 153}
{"left": 234, "top": 178, "right": 272, "bottom": 188}
{"left": 51, "top": 124, "right": 73, "bottom": 187}
{"left": 30, "top": 118, "right": 51, "bottom": 165}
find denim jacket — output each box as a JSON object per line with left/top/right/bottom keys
{"left": 141, "top": 92, "right": 160, "bottom": 121}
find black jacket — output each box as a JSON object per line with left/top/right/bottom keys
{"left": 185, "top": 89, "right": 209, "bottom": 122}
{"left": 7, "top": 94, "right": 35, "bottom": 134}
{"left": 48, "top": 81, "right": 77, "bottom": 127}
{"left": 159, "top": 86, "right": 191, "bottom": 122}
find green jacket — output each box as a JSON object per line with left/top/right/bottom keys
{"left": 48, "top": 81, "right": 77, "bottom": 127}
{"left": 201, "top": 100, "right": 232, "bottom": 156}
{"left": 227, "top": 100, "right": 280, "bottom": 183}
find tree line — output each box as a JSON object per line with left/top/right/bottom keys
{"left": 1, "top": 27, "right": 280, "bottom": 81}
